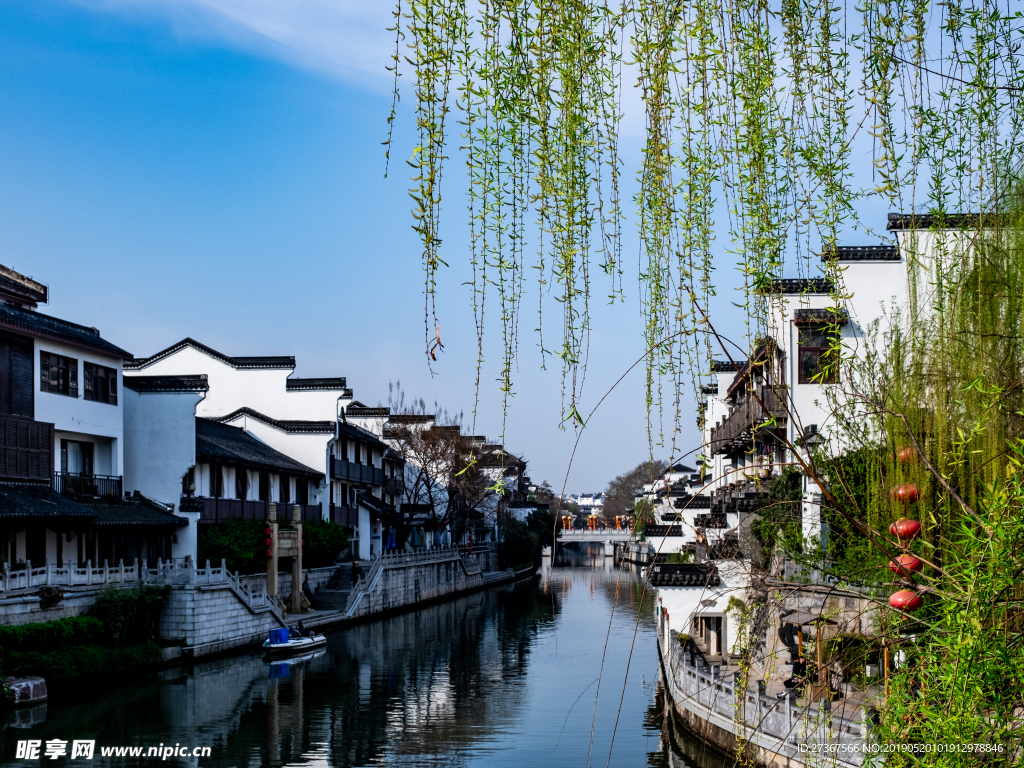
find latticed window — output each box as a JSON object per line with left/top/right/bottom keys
{"left": 797, "top": 326, "right": 839, "bottom": 384}
{"left": 83, "top": 362, "right": 117, "bottom": 405}
{"left": 40, "top": 351, "right": 77, "bottom": 397}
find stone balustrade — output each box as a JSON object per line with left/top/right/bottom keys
{"left": 658, "top": 606, "right": 869, "bottom": 766}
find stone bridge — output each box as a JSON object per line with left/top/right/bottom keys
{"left": 556, "top": 529, "right": 633, "bottom": 556}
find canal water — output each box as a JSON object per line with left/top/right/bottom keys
{"left": 3, "top": 548, "right": 726, "bottom": 767}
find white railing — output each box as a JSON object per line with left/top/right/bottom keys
{"left": 658, "top": 608, "right": 869, "bottom": 766}
{"left": 343, "top": 544, "right": 495, "bottom": 616}
{"left": 0, "top": 557, "right": 280, "bottom": 620}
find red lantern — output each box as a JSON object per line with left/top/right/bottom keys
{"left": 265, "top": 527, "right": 271, "bottom": 536}
{"left": 897, "top": 447, "right": 917, "bottom": 464}
{"left": 889, "top": 518, "right": 922, "bottom": 542}
{"left": 265, "top": 537, "right": 272, "bottom": 548}
{"left": 266, "top": 548, "right": 273, "bottom": 559}
{"left": 888, "top": 554, "right": 924, "bottom": 577}
{"left": 889, "top": 483, "right": 919, "bottom": 504}
{"left": 889, "top": 589, "right": 923, "bottom": 612}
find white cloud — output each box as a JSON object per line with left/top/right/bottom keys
{"left": 73, "top": 0, "right": 396, "bottom": 88}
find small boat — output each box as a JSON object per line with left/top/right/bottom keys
{"left": 263, "top": 628, "right": 327, "bottom": 657}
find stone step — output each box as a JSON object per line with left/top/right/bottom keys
{"left": 310, "top": 588, "right": 351, "bottom": 611}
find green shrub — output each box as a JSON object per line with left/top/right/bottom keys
{"left": 0, "top": 616, "right": 105, "bottom": 657}
{"left": 499, "top": 518, "right": 539, "bottom": 568}
{"left": 91, "top": 585, "right": 170, "bottom": 648}
{"left": 301, "top": 520, "right": 349, "bottom": 569}
{"left": 197, "top": 519, "right": 265, "bottom": 574}
{"left": 5, "top": 643, "right": 163, "bottom": 687}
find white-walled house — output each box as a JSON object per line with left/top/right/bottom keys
{"left": 124, "top": 339, "right": 394, "bottom": 562}
{"left": 0, "top": 265, "right": 189, "bottom": 570}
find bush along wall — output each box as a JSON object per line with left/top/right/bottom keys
{"left": 301, "top": 520, "right": 349, "bottom": 569}
{"left": 0, "top": 586, "right": 171, "bottom": 697}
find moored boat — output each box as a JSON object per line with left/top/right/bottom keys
{"left": 262, "top": 627, "right": 327, "bottom": 656}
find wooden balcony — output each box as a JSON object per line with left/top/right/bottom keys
{"left": 331, "top": 458, "right": 385, "bottom": 486}
{"left": 187, "top": 498, "right": 323, "bottom": 524}
{"left": 709, "top": 385, "right": 789, "bottom": 456}
{"left": 330, "top": 504, "right": 359, "bottom": 526}
{"left": 0, "top": 414, "right": 53, "bottom": 482}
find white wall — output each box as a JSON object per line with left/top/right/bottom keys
{"left": 123, "top": 388, "right": 204, "bottom": 506}
{"left": 127, "top": 344, "right": 351, "bottom": 421}
{"left": 33, "top": 336, "right": 125, "bottom": 475}
{"left": 656, "top": 559, "right": 752, "bottom": 657}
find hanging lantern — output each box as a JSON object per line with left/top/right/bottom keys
{"left": 265, "top": 527, "right": 271, "bottom": 536}
{"left": 889, "top": 589, "right": 923, "bottom": 612}
{"left": 266, "top": 548, "right": 273, "bottom": 559}
{"left": 265, "top": 537, "right": 272, "bottom": 548}
{"left": 897, "top": 447, "right": 917, "bottom": 464}
{"left": 889, "top": 518, "right": 922, "bottom": 542}
{"left": 888, "top": 554, "right": 924, "bottom": 577}
{"left": 889, "top": 483, "right": 920, "bottom": 504}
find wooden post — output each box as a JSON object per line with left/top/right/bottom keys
{"left": 267, "top": 503, "right": 278, "bottom": 599}
{"left": 816, "top": 622, "right": 824, "bottom": 698}
{"left": 883, "top": 642, "right": 890, "bottom": 695}
{"left": 291, "top": 505, "right": 303, "bottom": 614}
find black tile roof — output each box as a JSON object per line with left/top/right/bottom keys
{"left": 286, "top": 377, "right": 349, "bottom": 392}
{"left": 338, "top": 421, "right": 388, "bottom": 448}
{"left": 821, "top": 245, "right": 899, "bottom": 261}
{"left": 125, "top": 338, "right": 293, "bottom": 370}
{"left": 123, "top": 375, "right": 210, "bottom": 393}
{"left": 214, "top": 407, "right": 335, "bottom": 434}
{"left": 356, "top": 491, "right": 395, "bottom": 515}
{"left": 86, "top": 500, "right": 189, "bottom": 528}
{"left": 0, "top": 303, "right": 132, "bottom": 359}
{"left": 886, "top": 212, "right": 1004, "bottom": 231}
{"left": 711, "top": 360, "right": 746, "bottom": 373}
{"left": 767, "top": 278, "right": 834, "bottom": 294}
{"left": 794, "top": 308, "right": 850, "bottom": 325}
{"left": 0, "top": 484, "right": 186, "bottom": 528}
{"left": 648, "top": 563, "right": 721, "bottom": 587}
{"left": 346, "top": 404, "right": 390, "bottom": 418}
{"left": 196, "top": 418, "right": 324, "bottom": 477}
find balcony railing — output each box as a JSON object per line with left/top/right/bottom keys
{"left": 694, "top": 513, "right": 728, "bottom": 529}
{"left": 709, "top": 385, "right": 789, "bottom": 456}
{"left": 331, "top": 458, "right": 385, "bottom": 486}
{"left": 185, "top": 498, "right": 324, "bottom": 524}
{"left": 0, "top": 415, "right": 53, "bottom": 482}
{"left": 53, "top": 472, "right": 122, "bottom": 498}
{"left": 330, "top": 504, "right": 359, "bottom": 526}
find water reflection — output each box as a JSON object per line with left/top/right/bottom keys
{"left": 2, "top": 549, "right": 719, "bottom": 768}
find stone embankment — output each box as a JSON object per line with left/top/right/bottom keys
{"left": 0, "top": 546, "right": 513, "bottom": 660}
{"left": 656, "top": 603, "right": 871, "bottom": 768}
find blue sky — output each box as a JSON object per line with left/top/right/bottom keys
{"left": 0, "top": 0, "right": 701, "bottom": 494}
{"left": 0, "top": 1, "right": 894, "bottom": 493}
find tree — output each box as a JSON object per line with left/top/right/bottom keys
{"left": 603, "top": 460, "right": 668, "bottom": 525}
{"left": 385, "top": 391, "right": 499, "bottom": 548}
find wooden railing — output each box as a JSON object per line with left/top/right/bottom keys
{"left": 53, "top": 472, "right": 122, "bottom": 498}
{"left": 709, "top": 385, "right": 789, "bottom": 456}
{"left": 331, "top": 458, "right": 385, "bottom": 486}
{"left": 189, "top": 498, "right": 324, "bottom": 523}
{"left": 330, "top": 504, "right": 358, "bottom": 526}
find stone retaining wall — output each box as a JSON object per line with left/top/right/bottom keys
{"left": 0, "top": 589, "right": 106, "bottom": 626}
{"left": 161, "top": 584, "right": 282, "bottom": 658}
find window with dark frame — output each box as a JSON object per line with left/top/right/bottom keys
{"left": 83, "top": 362, "right": 117, "bottom": 405}
{"left": 797, "top": 326, "right": 839, "bottom": 384}
{"left": 40, "top": 351, "right": 78, "bottom": 397}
